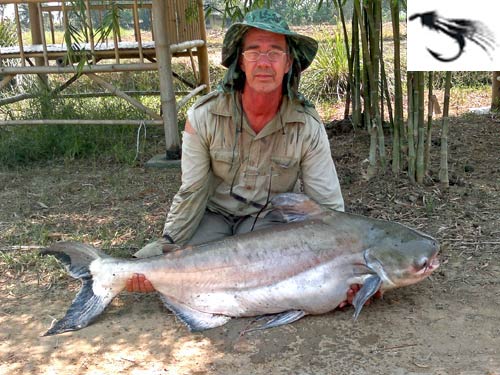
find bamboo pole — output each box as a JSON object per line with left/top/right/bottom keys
{"left": 196, "top": 0, "right": 209, "bottom": 92}
{"left": 86, "top": 72, "right": 161, "bottom": 120}
{"left": 439, "top": 72, "right": 452, "bottom": 187}
{"left": 351, "top": 9, "right": 361, "bottom": 128}
{"left": 133, "top": 0, "right": 144, "bottom": 63}
{"left": 14, "top": 3, "right": 26, "bottom": 67}
{"left": 0, "top": 119, "right": 164, "bottom": 127}
{"left": 0, "top": 90, "right": 169, "bottom": 107}
{"left": 362, "top": 0, "right": 385, "bottom": 174}
{"left": 42, "top": 3, "right": 153, "bottom": 12}
{"left": 336, "top": 0, "right": 352, "bottom": 119}
{"left": 407, "top": 72, "right": 416, "bottom": 183}
{"left": 28, "top": 2, "right": 48, "bottom": 86}
{"left": 177, "top": 84, "right": 207, "bottom": 111}
{"left": 152, "top": 0, "right": 181, "bottom": 159}
{"left": 424, "top": 72, "right": 434, "bottom": 172}
{"left": 0, "top": 93, "right": 32, "bottom": 106}
{"left": 416, "top": 72, "right": 425, "bottom": 184}
{"left": 390, "top": 0, "right": 403, "bottom": 173}
{"left": 37, "top": 2, "right": 49, "bottom": 67}
{"left": 372, "top": 0, "right": 385, "bottom": 169}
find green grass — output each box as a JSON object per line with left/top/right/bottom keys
{"left": 300, "top": 25, "right": 350, "bottom": 103}
{"left": 0, "top": 93, "right": 169, "bottom": 167}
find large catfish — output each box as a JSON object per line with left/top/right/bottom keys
{"left": 41, "top": 193, "right": 439, "bottom": 336}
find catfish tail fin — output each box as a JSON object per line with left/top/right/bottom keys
{"left": 41, "top": 242, "right": 116, "bottom": 336}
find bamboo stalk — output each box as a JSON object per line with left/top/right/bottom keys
{"left": 351, "top": 9, "right": 361, "bottom": 128}
{"left": 364, "top": 0, "right": 385, "bottom": 173}
{"left": 439, "top": 72, "right": 452, "bottom": 187}
{"left": 407, "top": 72, "right": 416, "bottom": 183}
{"left": 416, "top": 72, "right": 425, "bottom": 183}
{"left": 424, "top": 72, "right": 434, "bottom": 172}
{"left": 391, "top": 0, "right": 403, "bottom": 173}
{"left": 336, "top": 0, "right": 352, "bottom": 119}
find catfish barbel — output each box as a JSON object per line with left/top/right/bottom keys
{"left": 41, "top": 193, "right": 439, "bottom": 335}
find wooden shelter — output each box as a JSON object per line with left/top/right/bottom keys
{"left": 0, "top": 0, "right": 211, "bottom": 159}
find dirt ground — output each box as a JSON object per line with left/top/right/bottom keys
{"left": 1, "top": 102, "right": 500, "bottom": 374}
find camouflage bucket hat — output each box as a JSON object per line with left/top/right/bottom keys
{"left": 221, "top": 9, "right": 318, "bottom": 71}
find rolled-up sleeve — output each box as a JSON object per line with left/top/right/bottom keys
{"left": 162, "top": 129, "right": 212, "bottom": 245}
{"left": 300, "top": 123, "right": 345, "bottom": 212}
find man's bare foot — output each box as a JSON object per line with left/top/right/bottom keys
{"left": 125, "top": 273, "right": 155, "bottom": 293}
{"left": 338, "top": 284, "right": 383, "bottom": 309}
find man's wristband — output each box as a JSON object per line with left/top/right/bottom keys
{"left": 163, "top": 233, "right": 175, "bottom": 244}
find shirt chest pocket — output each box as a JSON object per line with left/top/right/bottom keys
{"left": 210, "top": 149, "right": 238, "bottom": 182}
{"left": 270, "top": 156, "right": 300, "bottom": 192}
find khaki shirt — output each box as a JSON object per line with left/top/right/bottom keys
{"left": 163, "top": 91, "right": 344, "bottom": 244}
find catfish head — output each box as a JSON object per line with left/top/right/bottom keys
{"left": 352, "top": 220, "right": 439, "bottom": 320}
{"left": 364, "top": 223, "right": 440, "bottom": 290}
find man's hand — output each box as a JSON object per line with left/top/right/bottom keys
{"left": 126, "top": 273, "right": 155, "bottom": 293}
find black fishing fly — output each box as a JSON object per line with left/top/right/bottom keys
{"left": 409, "top": 11, "right": 495, "bottom": 62}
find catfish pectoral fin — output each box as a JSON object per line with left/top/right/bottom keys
{"left": 352, "top": 275, "right": 382, "bottom": 320}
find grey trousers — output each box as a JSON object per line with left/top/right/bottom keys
{"left": 134, "top": 210, "right": 283, "bottom": 258}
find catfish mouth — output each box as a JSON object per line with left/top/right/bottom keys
{"left": 417, "top": 254, "right": 440, "bottom": 277}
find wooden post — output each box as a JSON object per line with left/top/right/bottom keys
{"left": 152, "top": 0, "right": 181, "bottom": 159}
{"left": 28, "top": 2, "right": 48, "bottom": 86}
{"left": 196, "top": 0, "right": 210, "bottom": 93}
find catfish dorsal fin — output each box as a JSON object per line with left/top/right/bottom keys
{"left": 268, "top": 193, "right": 323, "bottom": 223}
